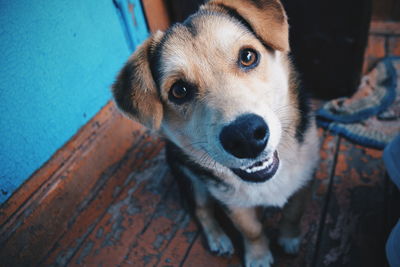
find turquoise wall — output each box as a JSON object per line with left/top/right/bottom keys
{"left": 0, "top": 0, "right": 148, "bottom": 203}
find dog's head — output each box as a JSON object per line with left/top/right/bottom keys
{"left": 113, "top": 0, "right": 299, "bottom": 183}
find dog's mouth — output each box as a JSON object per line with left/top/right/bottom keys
{"left": 230, "top": 151, "right": 279, "bottom": 183}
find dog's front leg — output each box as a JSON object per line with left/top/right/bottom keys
{"left": 278, "top": 182, "right": 312, "bottom": 255}
{"left": 227, "top": 206, "right": 273, "bottom": 267}
{"left": 191, "top": 178, "right": 234, "bottom": 256}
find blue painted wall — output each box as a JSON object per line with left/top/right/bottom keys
{"left": 0, "top": 0, "right": 149, "bottom": 203}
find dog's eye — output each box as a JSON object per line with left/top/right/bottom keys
{"left": 169, "top": 81, "right": 194, "bottom": 104}
{"left": 239, "top": 48, "right": 259, "bottom": 69}
{"left": 172, "top": 84, "right": 187, "bottom": 99}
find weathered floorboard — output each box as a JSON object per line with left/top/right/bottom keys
{"left": 42, "top": 134, "right": 165, "bottom": 266}
{"left": 120, "top": 182, "right": 188, "bottom": 266}
{"left": 67, "top": 153, "right": 172, "bottom": 266}
{"left": 314, "top": 138, "right": 388, "bottom": 267}
{"left": 43, "top": 139, "right": 167, "bottom": 266}
{"left": 155, "top": 215, "right": 198, "bottom": 267}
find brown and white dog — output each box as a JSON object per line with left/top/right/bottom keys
{"left": 112, "top": 0, "right": 319, "bottom": 266}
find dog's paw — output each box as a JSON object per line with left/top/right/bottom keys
{"left": 278, "top": 236, "right": 301, "bottom": 255}
{"left": 245, "top": 250, "right": 274, "bottom": 267}
{"left": 205, "top": 231, "right": 234, "bottom": 256}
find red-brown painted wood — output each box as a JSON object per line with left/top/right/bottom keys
{"left": 314, "top": 138, "right": 388, "bottom": 267}
{"left": 42, "top": 131, "right": 165, "bottom": 266}
{"left": 142, "top": 0, "right": 171, "bottom": 32}
{"left": 120, "top": 183, "right": 189, "bottom": 266}
{"left": 155, "top": 216, "right": 198, "bottom": 267}
{"left": 65, "top": 154, "right": 171, "bottom": 266}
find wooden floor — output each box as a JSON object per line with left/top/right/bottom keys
{"left": 2, "top": 118, "right": 398, "bottom": 267}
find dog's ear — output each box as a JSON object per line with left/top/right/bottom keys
{"left": 112, "top": 31, "right": 164, "bottom": 130}
{"left": 204, "top": 0, "right": 289, "bottom": 52}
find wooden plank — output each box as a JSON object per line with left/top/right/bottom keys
{"left": 182, "top": 234, "right": 241, "bottom": 267}
{"left": 369, "top": 21, "right": 400, "bottom": 35}
{"left": 0, "top": 102, "right": 164, "bottom": 267}
{"left": 65, "top": 154, "right": 172, "bottom": 266}
{"left": 142, "top": 0, "right": 171, "bottom": 32}
{"left": 363, "top": 21, "right": 400, "bottom": 73}
{"left": 41, "top": 132, "right": 165, "bottom": 266}
{"left": 155, "top": 215, "right": 198, "bottom": 267}
{"left": 313, "top": 138, "right": 387, "bottom": 267}
{"left": 120, "top": 182, "right": 190, "bottom": 266}
{"left": 388, "top": 36, "right": 400, "bottom": 56}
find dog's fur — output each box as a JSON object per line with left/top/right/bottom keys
{"left": 112, "top": 0, "right": 319, "bottom": 266}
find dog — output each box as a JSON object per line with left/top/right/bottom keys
{"left": 112, "top": 0, "right": 319, "bottom": 266}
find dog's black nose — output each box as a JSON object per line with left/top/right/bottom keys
{"left": 219, "top": 114, "right": 269, "bottom": 159}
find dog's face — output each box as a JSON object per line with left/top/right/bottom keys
{"left": 113, "top": 0, "right": 298, "bottom": 183}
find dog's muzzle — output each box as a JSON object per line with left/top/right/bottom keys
{"left": 219, "top": 113, "right": 279, "bottom": 182}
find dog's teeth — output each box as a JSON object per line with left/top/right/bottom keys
{"left": 240, "top": 154, "right": 275, "bottom": 174}
{"left": 263, "top": 159, "right": 269, "bottom": 167}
